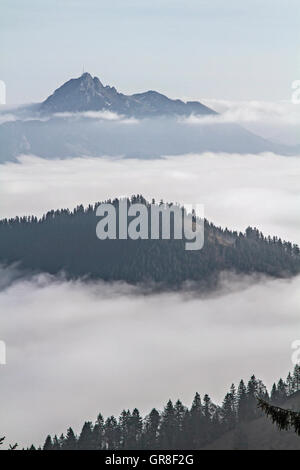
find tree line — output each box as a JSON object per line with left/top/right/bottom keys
{"left": 17, "top": 365, "right": 299, "bottom": 450}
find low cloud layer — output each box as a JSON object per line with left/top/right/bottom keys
{"left": 0, "top": 106, "right": 138, "bottom": 125}
{"left": 0, "top": 267, "right": 299, "bottom": 448}
{"left": 197, "top": 99, "right": 300, "bottom": 146}
{"left": 1, "top": 99, "right": 300, "bottom": 146}
{"left": 53, "top": 110, "right": 139, "bottom": 124}
{"left": 0, "top": 152, "right": 299, "bottom": 245}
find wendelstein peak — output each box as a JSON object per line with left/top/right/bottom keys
{"left": 40, "top": 73, "right": 216, "bottom": 117}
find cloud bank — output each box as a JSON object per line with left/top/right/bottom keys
{"left": 0, "top": 106, "right": 138, "bottom": 125}
{"left": 193, "top": 99, "right": 300, "bottom": 146}
{"left": 53, "top": 110, "right": 139, "bottom": 124}
{"left": 1, "top": 99, "right": 299, "bottom": 145}
{"left": 0, "top": 152, "right": 299, "bottom": 245}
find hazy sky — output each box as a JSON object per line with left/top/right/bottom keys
{"left": 1, "top": 0, "right": 300, "bottom": 104}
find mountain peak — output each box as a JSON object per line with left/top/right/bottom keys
{"left": 80, "top": 72, "right": 92, "bottom": 79}
{"left": 79, "top": 72, "right": 103, "bottom": 86}
{"left": 40, "top": 74, "right": 216, "bottom": 117}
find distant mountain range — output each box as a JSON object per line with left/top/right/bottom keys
{"left": 40, "top": 72, "right": 216, "bottom": 117}
{"left": 0, "top": 73, "right": 298, "bottom": 161}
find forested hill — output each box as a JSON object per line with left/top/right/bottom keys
{"left": 0, "top": 196, "right": 299, "bottom": 288}
{"left": 26, "top": 366, "right": 300, "bottom": 450}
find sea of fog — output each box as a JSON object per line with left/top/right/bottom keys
{"left": 0, "top": 149, "right": 299, "bottom": 448}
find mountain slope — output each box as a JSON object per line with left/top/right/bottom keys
{"left": 1, "top": 114, "right": 290, "bottom": 162}
{"left": 203, "top": 392, "right": 300, "bottom": 450}
{"left": 34, "top": 374, "right": 300, "bottom": 450}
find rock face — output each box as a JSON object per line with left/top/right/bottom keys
{"left": 40, "top": 72, "right": 216, "bottom": 117}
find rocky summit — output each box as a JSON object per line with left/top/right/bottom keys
{"left": 40, "top": 72, "right": 216, "bottom": 117}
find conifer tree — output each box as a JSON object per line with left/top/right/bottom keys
{"left": 202, "top": 394, "right": 213, "bottom": 443}
{"left": 159, "top": 400, "right": 176, "bottom": 449}
{"left": 230, "top": 383, "right": 237, "bottom": 415}
{"left": 174, "top": 400, "right": 187, "bottom": 448}
{"left": 222, "top": 393, "right": 236, "bottom": 431}
{"left": 143, "top": 408, "right": 160, "bottom": 449}
{"left": 276, "top": 379, "right": 288, "bottom": 404}
{"left": 189, "top": 393, "right": 204, "bottom": 448}
{"left": 104, "top": 416, "right": 120, "bottom": 449}
{"left": 52, "top": 435, "right": 60, "bottom": 450}
{"left": 246, "top": 375, "right": 259, "bottom": 419}
{"left": 43, "top": 435, "right": 53, "bottom": 451}
{"left": 58, "top": 434, "right": 65, "bottom": 449}
{"left": 129, "top": 408, "right": 143, "bottom": 449}
{"left": 270, "top": 383, "right": 278, "bottom": 403}
{"left": 119, "top": 410, "right": 131, "bottom": 449}
{"left": 78, "top": 422, "right": 94, "bottom": 450}
{"left": 93, "top": 413, "right": 105, "bottom": 450}
{"left": 237, "top": 380, "right": 248, "bottom": 422}
{"left": 286, "top": 372, "right": 294, "bottom": 395}
{"left": 62, "top": 427, "right": 77, "bottom": 450}
{"left": 258, "top": 398, "right": 300, "bottom": 435}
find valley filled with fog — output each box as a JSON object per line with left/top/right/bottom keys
{"left": 0, "top": 143, "right": 300, "bottom": 447}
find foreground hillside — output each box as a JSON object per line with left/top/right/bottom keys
{"left": 203, "top": 391, "right": 300, "bottom": 450}
{"left": 13, "top": 366, "right": 300, "bottom": 450}
{"left": 0, "top": 196, "right": 299, "bottom": 289}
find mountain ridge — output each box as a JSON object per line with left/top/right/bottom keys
{"left": 40, "top": 72, "right": 217, "bottom": 117}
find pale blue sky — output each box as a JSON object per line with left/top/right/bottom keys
{"left": 1, "top": 0, "right": 300, "bottom": 104}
